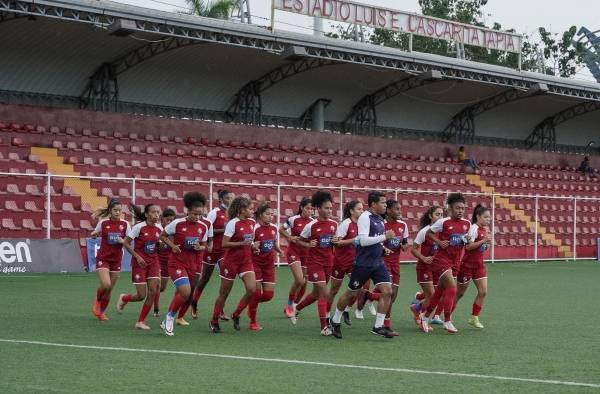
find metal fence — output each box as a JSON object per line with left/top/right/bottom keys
{"left": 1, "top": 171, "right": 599, "bottom": 262}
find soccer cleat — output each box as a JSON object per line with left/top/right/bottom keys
{"left": 232, "top": 315, "right": 241, "bottom": 331}
{"left": 116, "top": 294, "right": 126, "bottom": 313}
{"left": 419, "top": 318, "right": 431, "bottom": 333}
{"left": 354, "top": 308, "right": 364, "bottom": 320}
{"left": 209, "top": 321, "right": 222, "bottom": 334}
{"left": 388, "top": 328, "right": 399, "bottom": 337}
{"left": 342, "top": 311, "right": 352, "bottom": 326}
{"left": 331, "top": 322, "right": 342, "bottom": 339}
{"left": 162, "top": 314, "right": 175, "bottom": 336}
{"left": 153, "top": 310, "right": 160, "bottom": 317}
{"left": 176, "top": 318, "right": 190, "bottom": 326}
{"left": 135, "top": 321, "right": 151, "bottom": 330}
{"left": 219, "top": 312, "right": 230, "bottom": 321}
{"left": 371, "top": 326, "right": 394, "bottom": 338}
{"left": 468, "top": 316, "right": 484, "bottom": 329}
{"left": 290, "top": 311, "right": 299, "bottom": 325}
{"left": 320, "top": 326, "right": 333, "bottom": 336}
{"left": 190, "top": 302, "right": 198, "bottom": 320}
{"left": 284, "top": 304, "right": 294, "bottom": 318}
{"left": 367, "top": 300, "right": 377, "bottom": 316}
{"left": 409, "top": 304, "right": 421, "bottom": 325}
{"left": 249, "top": 322, "right": 263, "bottom": 331}
{"left": 98, "top": 313, "right": 109, "bottom": 321}
{"left": 92, "top": 300, "right": 101, "bottom": 318}
{"left": 443, "top": 321, "right": 458, "bottom": 334}
{"left": 430, "top": 315, "right": 444, "bottom": 325}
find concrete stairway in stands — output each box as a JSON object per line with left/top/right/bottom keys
{"left": 466, "top": 174, "right": 573, "bottom": 258}
{"left": 31, "top": 147, "right": 107, "bottom": 210}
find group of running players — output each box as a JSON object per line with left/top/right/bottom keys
{"left": 90, "top": 189, "right": 491, "bottom": 339}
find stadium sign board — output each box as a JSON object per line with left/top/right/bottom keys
{"left": 0, "top": 239, "right": 83, "bottom": 274}
{"left": 273, "top": 0, "right": 522, "bottom": 54}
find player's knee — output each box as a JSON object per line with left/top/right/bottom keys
{"left": 379, "top": 286, "right": 392, "bottom": 297}
{"left": 479, "top": 288, "right": 487, "bottom": 298}
{"left": 261, "top": 290, "right": 274, "bottom": 302}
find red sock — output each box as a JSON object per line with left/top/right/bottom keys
{"left": 248, "top": 289, "right": 262, "bottom": 324}
{"left": 260, "top": 290, "right": 274, "bottom": 303}
{"left": 177, "top": 301, "right": 190, "bottom": 319}
{"left": 192, "top": 287, "right": 202, "bottom": 304}
{"left": 168, "top": 293, "right": 186, "bottom": 315}
{"left": 416, "top": 292, "right": 426, "bottom": 301}
{"left": 326, "top": 301, "right": 332, "bottom": 315}
{"left": 211, "top": 301, "right": 224, "bottom": 324}
{"left": 425, "top": 287, "right": 444, "bottom": 316}
{"left": 153, "top": 292, "right": 160, "bottom": 311}
{"left": 472, "top": 303, "right": 482, "bottom": 316}
{"left": 317, "top": 299, "right": 328, "bottom": 330}
{"left": 367, "top": 291, "right": 380, "bottom": 302}
{"left": 443, "top": 287, "right": 457, "bottom": 322}
{"left": 296, "top": 293, "right": 316, "bottom": 311}
{"left": 138, "top": 303, "right": 151, "bottom": 322}
{"left": 233, "top": 297, "right": 250, "bottom": 318}
{"left": 122, "top": 294, "right": 134, "bottom": 304}
{"left": 96, "top": 288, "right": 105, "bottom": 302}
{"left": 384, "top": 318, "right": 391, "bottom": 328}
{"left": 288, "top": 291, "right": 296, "bottom": 304}
{"left": 100, "top": 293, "right": 111, "bottom": 312}
{"left": 294, "top": 283, "right": 307, "bottom": 304}
{"left": 434, "top": 302, "right": 444, "bottom": 316}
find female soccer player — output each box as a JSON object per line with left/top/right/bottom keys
{"left": 294, "top": 191, "right": 338, "bottom": 336}
{"left": 209, "top": 196, "right": 258, "bottom": 333}
{"left": 247, "top": 202, "right": 282, "bottom": 330}
{"left": 455, "top": 204, "right": 492, "bottom": 329}
{"left": 410, "top": 205, "right": 444, "bottom": 330}
{"left": 117, "top": 204, "right": 163, "bottom": 330}
{"left": 279, "top": 197, "right": 313, "bottom": 319}
{"left": 91, "top": 199, "right": 130, "bottom": 321}
{"left": 153, "top": 208, "right": 176, "bottom": 317}
{"left": 419, "top": 193, "right": 471, "bottom": 334}
{"left": 159, "top": 192, "right": 209, "bottom": 336}
{"left": 382, "top": 199, "right": 410, "bottom": 335}
{"left": 329, "top": 200, "right": 362, "bottom": 326}
{"left": 191, "top": 189, "right": 234, "bottom": 320}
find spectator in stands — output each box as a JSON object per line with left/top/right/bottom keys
{"left": 578, "top": 156, "right": 597, "bottom": 177}
{"left": 458, "top": 146, "right": 479, "bottom": 171}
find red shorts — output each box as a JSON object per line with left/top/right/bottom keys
{"left": 287, "top": 247, "right": 307, "bottom": 267}
{"left": 253, "top": 262, "right": 276, "bottom": 284}
{"left": 457, "top": 264, "right": 487, "bottom": 284}
{"left": 306, "top": 263, "right": 332, "bottom": 284}
{"left": 131, "top": 259, "right": 160, "bottom": 284}
{"left": 96, "top": 259, "right": 121, "bottom": 272}
{"left": 384, "top": 261, "right": 400, "bottom": 286}
{"left": 220, "top": 257, "right": 254, "bottom": 281}
{"left": 416, "top": 265, "right": 435, "bottom": 285}
{"left": 168, "top": 263, "right": 195, "bottom": 285}
{"left": 331, "top": 258, "right": 353, "bottom": 280}
{"left": 159, "top": 258, "right": 169, "bottom": 278}
{"left": 205, "top": 251, "right": 224, "bottom": 266}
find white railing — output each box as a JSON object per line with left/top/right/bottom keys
{"left": 1, "top": 171, "right": 599, "bottom": 262}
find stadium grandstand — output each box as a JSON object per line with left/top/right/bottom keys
{"left": 1, "top": 0, "right": 599, "bottom": 264}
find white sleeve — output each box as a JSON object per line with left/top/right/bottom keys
{"left": 156, "top": 223, "right": 164, "bottom": 232}
{"left": 164, "top": 219, "right": 178, "bottom": 235}
{"left": 283, "top": 216, "right": 293, "bottom": 230}
{"left": 402, "top": 222, "right": 409, "bottom": 239}
{"left": 414, "top": 227, "right": 427, "bottom": 245}
{"left": 468, "top": 224, "right": 478, "bottom": 240}
{"left": 273, "top": 224, "right": 280, "bottom": 242}
{"left": 94, "top": 219, "right": 103, "bottom": 233}
{"left": 206, "top": 209, "right": 217, "bottom": 224}
{"left": 336, "top": 219, "right": 350, "bottom": 238}
{"left": 430, "top": 218, "right": 444, "bottom": 233}
{"left": 127, "top": 223, "right": 141, "bottom": 239}
{"left": 224, "top": 220, "right": 236, "bottom": 237}
{"left": 357, "top": 213, "right": 385, "bottom": 247}
{"left": 300, "top": 221, "right": 314, "bottom": 239}
{"left": 125, "top": 221, "right": 131, "bottom": 234}
{"left": 201, "top": 223, "right": 209, "bottom": 242}
{"left": 207, "top": 222, "right": 214, "bottom": 238}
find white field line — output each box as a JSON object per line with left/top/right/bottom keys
{"left": 0, "top": 338, "right": 598, "bottom": 389}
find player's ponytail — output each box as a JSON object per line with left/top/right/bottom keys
{"left": 92, "top": 198, "right": 121, "bottom": 220}
{"left": 419, "top": 205, "right": 441, "bottom": 229}
{"left": 471, "top": 204, "right": 489, "bottom": 225}
{"left": 342, "top": 200, "right": 360, "bottom": 219}
{"left": 130, "top": 203, "right": 156, "bottom": 223}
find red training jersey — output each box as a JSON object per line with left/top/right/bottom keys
{"left": 223, "top": 217, "right": 256, "bottom": 264}
{"left": 413, "top": 225, "right": 439, "bottom": 269}
{"left": 94, "top": 218, "right": 130, "bottom": 263}
{"left": 283, "top": 214, "right": 312, "bottom": 258}
{"left": 383, "top": 219, "right": 409, "bottom": 264}
{"left": 462, "top": 224, "right": 489, "bottom": 268}
{"left": 253, "top": 222, "right": 278, "bottom": 266}
{"left": 128, "top": 221, "right": 164, "bottom": 264}
{"left": 430, "top": 217, "right": 471, "bottom": 268}
{"left": 300, "top": 218, "right": 338, "bottom": 267}
{"left": 164, "top": 217, "right": 209, "bottom": 269}
{"left": 206, "top": 206, "right": 228, "bottom": 254}
{"left": 333, "top": 218, "right": 358, "bottom": 266}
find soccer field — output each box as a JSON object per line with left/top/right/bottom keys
{"left": 1, "top": 261, "right": 599, "bottom": 393}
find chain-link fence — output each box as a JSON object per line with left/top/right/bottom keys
{"left": 1, "top": 171, "right": 598, "bottom": 262}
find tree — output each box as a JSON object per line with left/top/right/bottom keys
{"left": 185, "top": 0, "right": 236, "bottom": 19}
{"left": 536, "top": 26, "right": 585, "bottom": 78}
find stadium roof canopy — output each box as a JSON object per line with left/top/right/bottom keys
{"left": 0, "top": 0, "right": 599, "bottom": 152}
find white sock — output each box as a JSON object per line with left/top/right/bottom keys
{"left": 375, "top": 313, "right": 386, "bottom": 328}
{"left": 332, "top": 308, "right": 343, "bottom": 324}
{"left": 344, "top": 306, "right": 351, "bottom": 312}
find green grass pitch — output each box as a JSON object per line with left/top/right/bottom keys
{"left": 0, "top": 261, "right": 599, "bottom": 393}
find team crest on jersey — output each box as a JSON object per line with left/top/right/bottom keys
{"left": 448, "top": 226, "right": 453, "bottom": 230}
{"left": 119, "top": 225, "right": 124, "bottom": 230}
{"left": 143, "top": 232, "right": 148, "bottom": 236}
{"left": 176, "top": 269, "right": 181, "bottom": 275}
{"left": 224, "top": 268, "right": 229, "bottom": 275}
{"left": 330, "top": 226, "right": 335, "bottom": 231}
{"left": 316, "top": 228, "right": 321, "bottom": 232}
{"left": 182, "top": 227, "right": 187, "bottom": 232}
{"left": 135, "top": 274, "right": 140, "bottom": 280}
{"left": 198, "top": 228, "right": 203, "bottom": 235}
{"left": 424, "top": 273, "right": 429, "bottom": 279}
{"left": 259, "top": 233, "right": 263, "bottom": 237}
{"left": 313, "top": 273, "right": 318, "bottom": 279}
{"left": 463, "top": 225, "right": 467, "bottom": 230}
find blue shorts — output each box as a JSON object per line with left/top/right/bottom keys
{"left": 347, "top": 263, "right": 391, "bottom": 291}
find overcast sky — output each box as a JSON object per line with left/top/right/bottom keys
{"left": 113, "top": 0, "right": 600, "bottom": 81}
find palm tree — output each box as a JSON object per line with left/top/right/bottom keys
{"left": 185, "top": 0, "right": 237, "bottom": 19}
